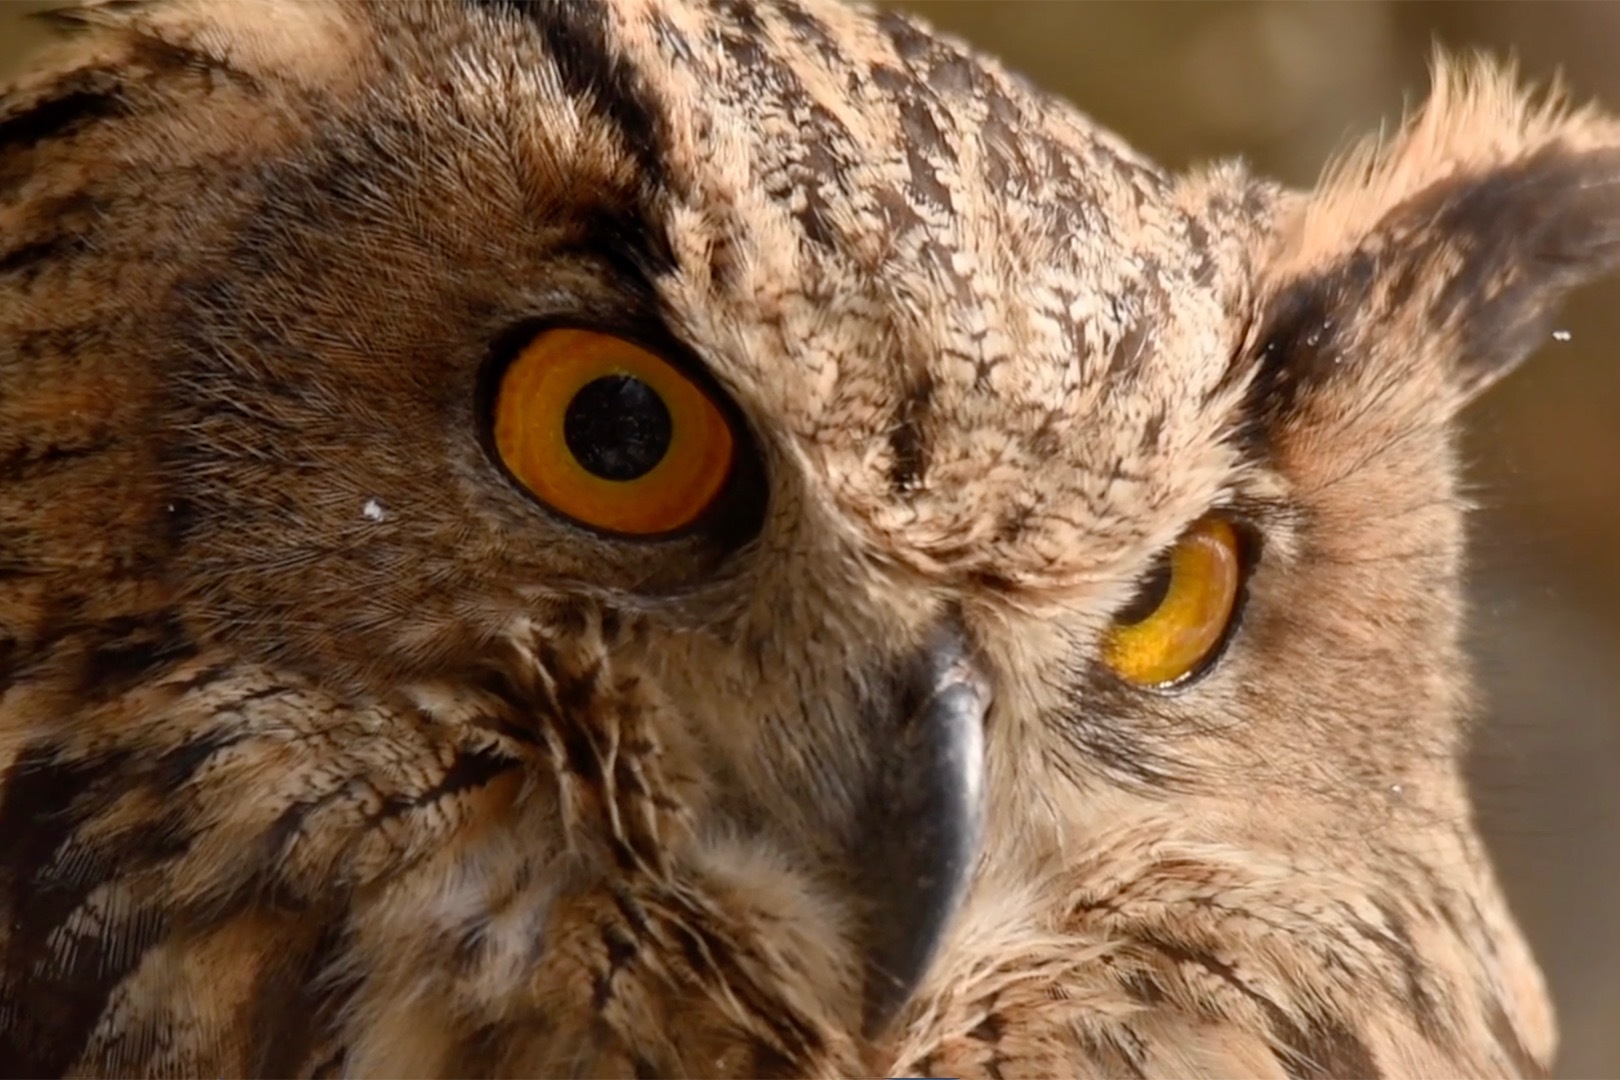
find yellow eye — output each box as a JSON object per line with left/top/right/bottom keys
{"left": 492, "top": 328, "right": 735, "bottom": 535}
{"left": 1103, "top": 516, "right": 1243, "bottom": 688}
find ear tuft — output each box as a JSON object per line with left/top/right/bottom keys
{"left": 1288, "top": 54, "right": 1615, "bottom": 269}
{"left": 1266, "top": 53, "right": 1620, "bottom": 401}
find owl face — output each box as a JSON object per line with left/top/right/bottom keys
{"left": 3, "top": 0, "right": 1619, "bottom": 1076}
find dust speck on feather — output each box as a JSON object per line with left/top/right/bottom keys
{"left": 362, "top": 498, "right": 387, "bottom": 522}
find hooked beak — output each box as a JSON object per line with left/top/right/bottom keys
{"left": 855, "top": 623, "right": 989, "bottom": 1037}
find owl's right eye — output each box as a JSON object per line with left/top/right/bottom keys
{"left": 491, "top": 328, "right": 738, "bottom": 536}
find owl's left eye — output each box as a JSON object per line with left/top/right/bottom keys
{"left": 1102, "top": 515, "right": 1244, "bottom": 688}
{"left": 491, "top": 328, "right": 736, "bottom": 535}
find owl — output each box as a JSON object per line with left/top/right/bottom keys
{"left": 2, "top": 0, "right": 1618, "bottom": 1076}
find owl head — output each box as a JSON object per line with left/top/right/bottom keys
{"left": 3, "top": 1, "right": 1618, "bottom": 1076}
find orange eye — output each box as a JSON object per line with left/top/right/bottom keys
{"left": 492, "top": 328, "right": 735, "bottom": 535}
{"left": 1102, "top": 516, "right": 1243, "bottom": 688}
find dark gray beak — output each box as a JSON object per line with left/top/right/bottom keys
{"left": 855, "top": 623, "right": 989, "bottom": 1037}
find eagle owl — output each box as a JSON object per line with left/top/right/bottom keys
{"left": 2, "top": 0, "right": 1617, "bottom": 1076}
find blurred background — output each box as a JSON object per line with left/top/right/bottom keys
{"left": 4, "top": 2, "right": 1617, "bottom": 1074}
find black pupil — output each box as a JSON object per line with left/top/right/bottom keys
{"left": 563, "top": 375, "right": 673, "bottom": 481}
{"left": 1115, "top": 559, "right": 1174, "bottom": 627}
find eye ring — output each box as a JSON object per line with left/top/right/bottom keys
{"left": 490, "top": 326, "right": 737, "bottom": 537}
{"left": 1102, "top": 515, "right": 1246, "bottom": 689}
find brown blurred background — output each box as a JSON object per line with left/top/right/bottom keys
{"left": 4, "top": 2, "right": 1618, "bottom": 1075}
